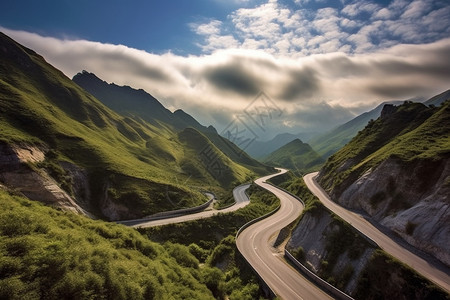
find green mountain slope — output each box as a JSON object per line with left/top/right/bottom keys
{"left": 317, "top": 99, "right": 450, "bottom": 266}
{"left": 309, "top": 101, "right": 403, "bottom": 159}
{"left": 0, "top": 32, "right": 263, "bottom": 220}
{"left": 73, "top": 70, "right": 271, "bottom": 176}
{"left": 0, "top": 188, "right": 215, "bottom": 300}
{"left": 318, "top": 101, "right": 448, "bottom": 193}
{"left": 263, "top": 139, "right": 324, "bottom": 173}
{"left": 245, "top": 132, "right": 317, "bottom": 159}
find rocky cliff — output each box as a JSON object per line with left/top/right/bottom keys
{"left": 286, "top": 203, "right": 449, "bottom": 299}
{"left": 0, "top": 142, "right": 91, "bottom": 215}
{"left": 286, "top": 207, "right": 375, "bottom": 295}
{"left": 336, "top": 157, "right": 450, "bottom": 266}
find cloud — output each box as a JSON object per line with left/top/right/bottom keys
{"left": 2, "top": 27, "right": 450, "bottom": 138}
{"left": 190, "top": 0, "right": 450, "bottom": 57}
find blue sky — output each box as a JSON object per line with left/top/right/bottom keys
{"left": 2, "top": 0, "right": 450, "bottom": 137}
{"left": 1, "top": 0, "right": 248, "bottom": 54}
{"left": 3, "top": 0, "right": 448, "bottom": 55}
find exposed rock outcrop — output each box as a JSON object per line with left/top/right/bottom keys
{"left": 328, "top": 157, "right": 450, "bottom": 266}
{"left": 287, "top": 208, "right": 375, "bottom": 296}
{"left": 0, "top": 142, "right": 92, "bottom": 216}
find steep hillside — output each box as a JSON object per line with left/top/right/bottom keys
{"left": 73, "top": 71, "right": 204, "bottom": 131}
{"left": 309, "top": 101, "right": 404, "bottom": 158}
{"left": 0, "top": 188, "right": 217, "bottom": 299}
{"left": 318, "top": 99, "right": 450, "bottom": 266}
{"left": 0, "top": 32, "right": 262, "bottom": 220}
{"left": 263, "top": 139, "right": 324, "bottom": 173}
{"left": 73, "top": 70, "right": 271, "bottom": 176}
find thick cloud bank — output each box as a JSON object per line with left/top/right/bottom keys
{"left": 2, "top": 26, "right": 450, "bottom": 137}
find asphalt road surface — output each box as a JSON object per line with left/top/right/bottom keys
{"left": 119, "top": 184, "right": 251, "bottom": 228}
{"left": 236, "top": 169, "right": 333, "bottom": 300}
{"left": 304, "top": 172, "right": 450, "bottom": 294}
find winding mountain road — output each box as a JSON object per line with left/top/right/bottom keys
{"left": 236, "top": 169, "right": 332, "bottom": 300}
{"left": 118, "top": 183, "right": 251, "bottom": 228}
{"left": 304, "top": 172, "right": 450, "bottom": 294}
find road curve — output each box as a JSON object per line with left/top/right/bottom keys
{"left": 119, "top": 184, "right": 251, "bottom": 228}
{"left": 304, "top": 172, "right": 450, "bottom": 294}
{"left": 236, "top": 169, "right": 332, "bottom": 300}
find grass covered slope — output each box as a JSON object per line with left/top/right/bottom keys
{"left": 317, "top": 99, "right": 450, "bottom": 266}
{"left": 0, "top": 188, "right": 215, "bottom": 300}
{"left": 0, "top": 32, "right": 264, "bottom": 220}
{"left": 319, "top": 101, "right": 449, "bottom": 194}
{"left": 309, "top": 101, "right": 403, "bottom": 159}
{"left": 0, "top": 32, "right": 207, "bottom": 219}
{"left": 263, "top": 139, "right": 324, "bottom": 173}
{"left": 73, "top": 70, "right": 271, "bottom": 177}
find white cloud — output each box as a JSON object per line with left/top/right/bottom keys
{"left": 191, "top": 20, "right": 223, "bottom": 36}
{"left": 190, "top": 0, "right": 450, "bottom": 57}
{"left": 3, "top": 27, "right": 450, "bottom": 137}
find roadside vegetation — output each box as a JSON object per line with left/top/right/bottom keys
{"left": 140, "top": 183, "right": 280, "bottom": 299}
{"left": 0, "top": 182, "right": 278, "bottom": 300}
{"left": 0, "top": 188, "right": 214, "bottom": 299}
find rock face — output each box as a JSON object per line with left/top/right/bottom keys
{"left": 0, "top": 142, "right": 92, "bottom": 216}
{"left": 287, "top": 209, "right": 375, "bottom": 296}
{"left": 332, "top": 157, "right": 450, "bottom": 266}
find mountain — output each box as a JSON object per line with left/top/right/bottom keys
{"left": 317, "top": 98, "right": 450, "bottom": 266}
{"left": 309, "top": 100, "right": 404, "bottom": 159}
{"left": 263, "top": 139, "right": 324, "bottom": 173}
{"left": 424, "top": 89, "right": 450, "bottom": 107}
{"left": 0, "top": 32, "right": 267, "bottom": 221}
{"left": 73, "top": 71, "right": 209, "bottom": 132}
{"left": 73, "top": 70, "right": 270, "bottom": 175}
{"left": 245, "top": 132, "right": 317, "bottom": 159}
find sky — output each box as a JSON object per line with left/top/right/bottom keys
{"left": 1, "top": 0, "right": 450, "bottom": 139}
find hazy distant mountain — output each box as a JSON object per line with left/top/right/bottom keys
{"left": 245, "top": 132, "right": 317, "bottom": 159}
{"left": 424, "top": 89, "right": 450, "bottom": 106}
{"left": 309, "top": 100, "right": 404, "bottom": 158}
{"left": 263, "top": 139, "right": 324, "bottom": 173}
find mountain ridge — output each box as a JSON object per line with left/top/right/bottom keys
{"left": 0, "top": 32, "right": 268, "bottom": 221}
{"left": 317, "top": 98, "right": 450, "bottom": 266}
{"left": 309, "top": 100, "right": 405, "bottom": 158}
{"left": 73, "top": 70, "right": 270, "bottom": 176}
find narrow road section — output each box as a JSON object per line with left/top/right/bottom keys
{"left": 119, "top": 184, "right": 251, "bottom": 228}
{"left": 304, "top": 172, "right": 450, "bottom": 294}
{"left": 236, "top": 169, "right": 332, "bottom": 300}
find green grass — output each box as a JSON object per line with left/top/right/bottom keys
{"left": 0, "top": 32, "right": 266, "bottom": 219}
{"left": 263, "top": 139, "right": 324, "bottom": 174}
{"left": 0, "top": 188, "right": 216, "bottom": 300}
{"left": 139, "top": 183, "right": 280, "bottom": 299}
{"left": 319, "top": 101, "right": 450, "bottom": 193}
